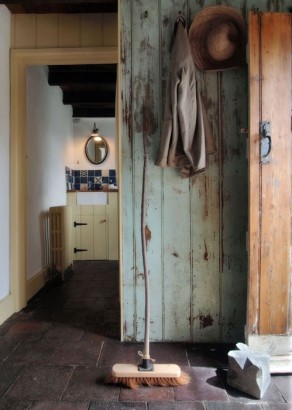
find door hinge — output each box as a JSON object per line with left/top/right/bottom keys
{"left": 74, "top": 221, "right": 88, "bottom": 227}
{"left": 74, "top": 247, "right": 88, "bottom": 253}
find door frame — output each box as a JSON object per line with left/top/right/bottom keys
{"left": 10, "top": 47, "right": 120, "bottom": 311}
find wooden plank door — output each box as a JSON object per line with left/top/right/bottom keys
{"left": 247, "top": 12, "right": 291, "bottom": 371}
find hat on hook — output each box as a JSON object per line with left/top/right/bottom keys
{"left": 189, "top": 5, "right": 247, "bottom": 71}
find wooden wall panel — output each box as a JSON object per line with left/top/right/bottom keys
{"left": 11, "top": 13, "right": 117, "bottom": 49}
{"left": 80, "top": 14, "right": 103, "bottom": 47}
{"left": 120, "top": 0, "right": 136, "bottom": 341}
{"left": 160, "top": 0, "right": 191, "bottom": 342}
{"left": 121, "top": 0, "right": 290, "bottom": 343}
{"left": 120, "top": 0, "right": 249, "bottom": 343}
{"left": 36, "top": 15, "right": 59, "bottom": 48}
{"left": 13, "top": 14, "right": 36, "bottom": 48}
{"left": 220, "top": 68, "right": 248, "bottom": 342}
{"left": 102, "top": 13, "right": 118, "bottom": 46}
{"left": 131, "top": 0, "right": 163, "bottom": 342}
{"left": 58, "top": 15, "right": 81, "bottom": 47}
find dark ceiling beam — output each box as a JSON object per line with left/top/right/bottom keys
{"left": 1, "top": 1, "right": 117, "bottom": 13}
{"left": 73, "top": 106, "right": 115, "bottom": 118}
{"left": 48, "top": 71, "right": 116, "bottom": 86}
{"left": 46, "top": 65, "right": 116, "bottom": 118}
{"left": 63, "top": 90, "right": 116, "bottom": 105}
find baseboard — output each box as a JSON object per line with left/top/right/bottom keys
{"left": 0, "top": 294, "right": 15, "bottom": 325}
{"left": 26, "top": 267, "right": 48, "bottom": 301}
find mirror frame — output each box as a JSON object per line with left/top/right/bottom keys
{"left": 85, "top": 135, "right": 108, "bottom": 164}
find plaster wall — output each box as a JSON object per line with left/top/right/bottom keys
{"left": 73, "top": 117, "right": 116, "bottom": 170}
{"left": 0, "top": 6, "right": 10, "bottom": 300}
{"left": 26, "top": 65, "right": 74, "bottom": 280}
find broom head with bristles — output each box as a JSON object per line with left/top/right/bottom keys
{"left": 106, "top": 363, "right": 190, "bottom": 389}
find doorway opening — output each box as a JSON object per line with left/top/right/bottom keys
{"left": 10, "top": 47, "right": 122, "bottom": 339}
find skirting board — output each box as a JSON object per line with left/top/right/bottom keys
{"left": 247, "top": 335, "right": 292, "bottom": 373}
{"left": 26, "top": 267, "right": 48, "bottom": 301}
{"left": 0, "top": 294, "right": 14, "bottom": 325}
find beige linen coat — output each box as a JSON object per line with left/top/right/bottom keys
{"left": 155, "top": 17, "right": 216, "bottom": 178}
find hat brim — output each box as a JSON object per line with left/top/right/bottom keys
{"left": 189, "top": 5, "right": 247, "bottom": 71}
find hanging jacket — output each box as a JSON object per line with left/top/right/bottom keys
{"left": 155, "top": 15, "right": 216, "bottom": 178}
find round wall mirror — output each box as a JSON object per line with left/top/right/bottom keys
{"left": 85, "top": 135, "right": 108, "bottom": 164}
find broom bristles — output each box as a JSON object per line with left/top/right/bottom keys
{"left": 106, "top": 371, "right": 190, "bottom": 389}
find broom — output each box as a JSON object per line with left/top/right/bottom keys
{"left": 106, "top": 114, "right": 190, "bottom": 389}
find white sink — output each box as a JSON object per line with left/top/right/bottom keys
{"left": 76, "top": 192, "right": 108, "bottom": 205}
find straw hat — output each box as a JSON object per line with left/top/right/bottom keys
{"left": 189, "top": 5, "right": 247, "bottom": 71}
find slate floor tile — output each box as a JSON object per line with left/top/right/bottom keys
{"left": 204, "top": 402, "right": 263, "bottom": 409}
{"left": 0, "top": 337, "right": 20, "bottom": 361}
{"left": 68, "top": 310, "right": 104, "bottom": 326}
{"left": 119, "top": 385, "right": 175, "bottom": 402}
{"left": 98, "top": 340, "right": 143, "bottom": 367}
{"left": 62, "top": 366, "right": 120, "bottom": 401}
{"left": 50, "top": 340, "right": 102, "bottom": 366}
{"left": 148, "top": 401, "right": 205, "bottom": 409}
{"left": 6, "top": 365, "right": 74, "bottom": 401}
{"left": 3, "top": 340, "right": 58, "bottom": 365}
{"left": 63, "top": 297, "right": 94, "bottom": 310}
{"left": 0, "top": 398, "right": 32, "bottom": 410}
{"left": 261, "top": 404, "right": 292, "bottom": 409}
{"left": 81, "top": 325, "right": 108, "bottom": 343}
{"left": 174, "top": 367, "right": 229, "bottom": 402}
{"left": 42, "top": 323, "right": 84, "bottom": 341}
{"left": 149, "top": 343, "right": 189, "bottom": 366}
{"left": 0, "top": 321, "right": 49, "bottom": 341}
{"left": 32, "top": 308, "right": 74, "bottom": 324}
{"left": 29, "top": 401, "right": 90, "bottom": 409}
{"left": 186, "top": 344, "right": 235, "bottom": 368}
{"left": 0, "top": 364, "right": 24, "bottom": 398}
{"left": 89, "top": 402, "right": 147, "bottom": 409}
{"left": 271, "top": 374, "right": 292, "bottom": 402}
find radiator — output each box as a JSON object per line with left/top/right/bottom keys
{"left": 49, "top": 206, "right": 73, "bottom": 280}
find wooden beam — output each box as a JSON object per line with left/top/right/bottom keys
{"left": 1, "top": 1, "right": 117, "bottom": 13}
{"left": 72, "top": 106, "right": 115, "bottom": 117}
{"left": 48, "top": 71, "right": 116, "bottom": 86}
{"left": 62, "top": 90, "right": 115, "bottom": 104}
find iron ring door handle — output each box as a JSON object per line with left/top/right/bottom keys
{"left": 260, "top": 121, "right": 271, "bottom": 164}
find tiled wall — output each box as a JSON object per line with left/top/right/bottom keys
{"left": 66, "top": 167, "right": 117, "bottom": 191}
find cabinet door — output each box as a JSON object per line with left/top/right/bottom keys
{"left": 93, "top": 214, "right": 108, "bottom": 260}
{"left": 247, "top": 12, "right": 291, "bottom": 368}
{"left": 108, "top": 192, "right": 119, "bottom": 260}
{"left": 74, "top": 214, "right": 94, "bottom": 260}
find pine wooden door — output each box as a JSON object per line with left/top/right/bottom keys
{"left": 247, "top": 12, "right": 291, "bottom": 371}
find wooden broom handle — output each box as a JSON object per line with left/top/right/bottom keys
{"left": 141, "top": 131, "right": 150, "bottom": 360}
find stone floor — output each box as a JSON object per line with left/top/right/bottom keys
{"left": 0, "top": 260, "right": 291, "bottom": 410}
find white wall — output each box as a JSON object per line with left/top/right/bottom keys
{"left": 26, "top": 66, "right": 74, "bottom": 280}
{"left": 73, "top": 117, "right": 116, "bottom": 170}
{"left": 0, "top": 6, "right": 10, "bottom": 299}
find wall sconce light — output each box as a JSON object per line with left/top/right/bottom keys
{"left": 91, "top": 122, "right": 101, "bottom": 141}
